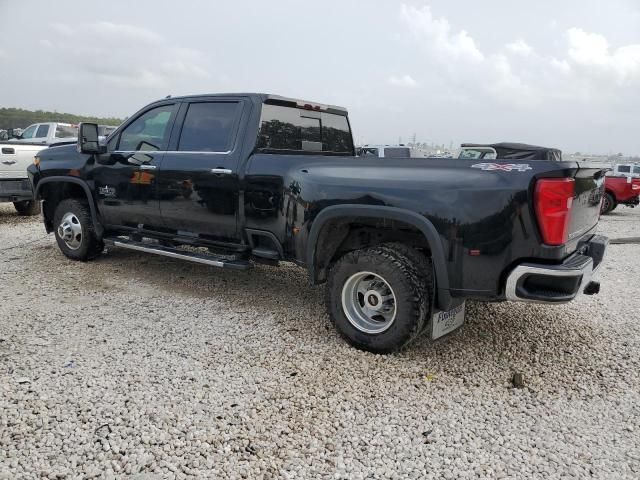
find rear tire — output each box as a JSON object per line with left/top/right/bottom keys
{"left": 53, "top": 199, "right": 103, "bottom": 261}
{"left": 600, "top": 192, "right": 616, "bottom": 215}
{"left": 325, "top": 244, "right": 432, "bottom": 354}
{"left": 13, "top": 200, "right": 40, "bottom": 216}
{"left": 378, "top": 243, "right": 434, "bottom": 334}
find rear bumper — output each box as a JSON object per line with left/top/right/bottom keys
{"left": 0, "top": 178, "right": 33, "bottom": 202}
{"left": 505, "top": 234, "right": 608, "bottom": 303}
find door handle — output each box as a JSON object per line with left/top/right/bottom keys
{"left": 139, "top": 164, "right": 157, "bottom": 170}
{"left": 1, "top": 160, "right": 16, "bottom": 165}
{"left": 210, "top": 168, "right": 233, "bottom": 175}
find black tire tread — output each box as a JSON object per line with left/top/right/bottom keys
{"left": 378, "top": 242, "right": 434, "bottom": 334}
{"left": 325, "top": 243, "right": 432, "bottom": 353}
{"left": 53, "top": 198, "right": 103, "bottom": 261}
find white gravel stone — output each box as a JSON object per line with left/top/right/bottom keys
{"left": 0, "top": 203, "right": 639, "bottom": 478}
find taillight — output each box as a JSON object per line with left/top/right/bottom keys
{"left": 632, "top": 180, "right": 640, "bottom": 191}
{"left": 534, "top": 178, "right": 575, "bottom": 246}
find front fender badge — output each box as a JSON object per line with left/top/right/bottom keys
{"left": 471, "top": 163, "right": 532, "bottom": 172}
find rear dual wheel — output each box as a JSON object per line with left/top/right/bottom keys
{"left": 325, "top": 243, "right": 433, "bottom": 354}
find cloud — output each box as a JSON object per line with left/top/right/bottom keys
{"left": 91, "top": 21, "right": 162, "bottom": 44}
{"left": 567, "top": 27, "right": 640, "bottom": 84}
{"left": 400, "top": 4, "right": 484, "bottom": 63}
{"left": 399, "top": 4, "right": 532, "bottom": 105}
{"left": 398, "top": 3, "right": 640, "bottom": 110}
{"left": 506, "top": 39, "right": 533, "bottom": 56}
{"left": 41, "top": 22, "right": 211, "bottom": 89}
{"left": 388, "top": 75, "right": 417, "bottom": 88}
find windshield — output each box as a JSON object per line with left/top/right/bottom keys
{"left": 459, "top": 148, "right": 496, "bottom": 160}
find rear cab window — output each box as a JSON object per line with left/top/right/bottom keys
{"left": 256, "top": 102, "right": 353, "bottom": 155}
{"left": 55, "top": 124, "right": 78, "bottom": 139}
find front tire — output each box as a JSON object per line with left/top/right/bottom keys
{"left": 325, "top": 244, "right": 432, "bottom": 354}
{"left": 53, "top": 199, "right": 103, "bottom": 261}
{"left": 13, "top": 200, "right": 40, "bottom": 216}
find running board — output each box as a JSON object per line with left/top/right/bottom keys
{"left": 103, "top": 238, "right": 252, "bottom": 270}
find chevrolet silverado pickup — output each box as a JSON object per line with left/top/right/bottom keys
{"left": 28, "top": 94, "right": 608, "bottom": 353}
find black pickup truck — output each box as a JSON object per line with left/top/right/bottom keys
{"left": 28, "top": 93, "right": 608, "bottom": 353}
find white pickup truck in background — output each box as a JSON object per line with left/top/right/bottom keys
{"left": 0, "top": 123, "right": 79, "bottom": 215}
{"left": 10, "top": 122, "right": 78, "bottom": 144}
{"left": 1, "top": 122, "right": 119, "bottom": 215}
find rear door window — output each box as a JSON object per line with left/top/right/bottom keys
{"left": 178, "top": 102, "right": 241, "bottom": 152}
{"left": 35, "top": 124, "right": 50, "bottom": 139}
{"left": 118, "top": 104, "right": 176, "bottom": 151}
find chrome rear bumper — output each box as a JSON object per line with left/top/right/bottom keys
{"left": 505, "top": 235, "right": 608, "bottom": 303}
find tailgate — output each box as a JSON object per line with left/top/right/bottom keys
{"left": 567, "top": 163, "right": 607, "bottom": 241}
{"left": 0, "top": 143, "right": 42, "bottom": 179}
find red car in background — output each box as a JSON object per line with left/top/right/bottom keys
{"left": 601, "top": 175, "right": 640, "bottom": 214}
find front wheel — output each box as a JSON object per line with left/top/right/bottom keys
{"left": 13, "top": 200, "right": 40, "bottom": 216}
{"left": 53, "top": 199, "right": 103, "bottom": 261}
{"left": 325, "top": 244, "right": 432, "bottom": 354}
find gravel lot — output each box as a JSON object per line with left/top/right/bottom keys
{"left": 1, "top": 203, "right": 639, "bottom": 479}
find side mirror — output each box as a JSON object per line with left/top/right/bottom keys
{"left": 7, "top": 129, "right": 21, "bottom": 140}
{"left": 78, "top": 123, "right": 103, "bottom": 154}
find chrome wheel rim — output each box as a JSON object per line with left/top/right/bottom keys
{"left": 341, "top": 271, "right": 397, "bottom": 334}
{"left": 57, "top": 212, "right": 83, "bottom": 250}
{"left": 601, "top": 195, "right": 610, "bottom": 213}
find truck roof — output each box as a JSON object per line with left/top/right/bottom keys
{"left": 157, "top": 93, "right": 349, "bottom": 115}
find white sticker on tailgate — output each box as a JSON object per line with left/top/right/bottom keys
{"left": 431, "top": 301, "right": 466, "bottom": 340}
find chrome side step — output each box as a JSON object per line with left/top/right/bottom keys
{"left": 104, "top": 238, "right": 252, "bottom": 270}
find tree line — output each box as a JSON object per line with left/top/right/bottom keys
{"left": 0, "top": 108, "right": 123, "bottom": 130}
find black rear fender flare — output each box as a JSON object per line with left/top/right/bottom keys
{"left": 306, "top": 205, "right": 452, "bottom": 310}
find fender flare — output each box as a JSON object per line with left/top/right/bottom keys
{"left": 306, "top": 204, "right": 452, "bottom": 309}
{"left": 35, "top": 176, "right": 103, "bottom": 236}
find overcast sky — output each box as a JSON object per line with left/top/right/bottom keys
{"left": 1, "top": 0, "right": 639, "bottom": 154}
